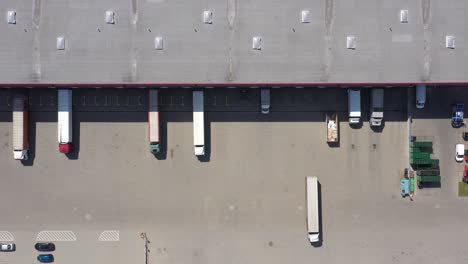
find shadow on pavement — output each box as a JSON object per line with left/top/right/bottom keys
{"left": 311, "top": 181, "right": 323, "bottom": 248}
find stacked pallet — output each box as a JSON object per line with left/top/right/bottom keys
{"left": 410, "top": 141, "right": 440, "bottom": 187}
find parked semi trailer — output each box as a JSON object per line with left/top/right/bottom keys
{"left": 347, "top": 88, "right": 361, "bottom": 124}
{"left": 306, "top": 176, "right": 320, "bottom": 243}
{"left": 326, "top": 113, "right": 338, "bottom": 143}
{"left": 148, "top": 89, "right": 160, "bottom": 154}
{"left": 370, "top": 88, "right": 384, "bottom": 127}
{"left": 193, "top": 90, "right": 205, "bottom": 156}
{"left": 58, "top": 89, "right": 73, "bottom": 153}
{"left": 12, "top": 94, "right": 28, "bottom": 160}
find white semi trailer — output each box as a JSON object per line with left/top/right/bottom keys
{"left": 58, "top": 89, "right": 73, "bottom": 153}
{"left": 306, "top": 176, "right": 320, "bottom": 243}
{"left": 193, "top": 90, "right": 205, "bottom": 156}
{"left": 148, "top": 89, "right": 160, "bottom": 154}
{"left": 12, "top": 94, "right": 28, "bottom": 160}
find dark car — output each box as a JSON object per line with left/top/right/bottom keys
{"left": 37, "top": 254, "right": 54, "bottom": 263}
{"left": 35, "top": 243, "right": 55, "bottom": 252}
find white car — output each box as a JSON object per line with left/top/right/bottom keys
{"left": 456, "top": 144, "right": 465, "bottom": 162}
{"left": 0, "top": 243, "right": 15, "bottom": 252}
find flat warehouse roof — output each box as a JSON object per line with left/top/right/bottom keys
{"left": 0, "top": 0, "right": 467, "bottom": 85}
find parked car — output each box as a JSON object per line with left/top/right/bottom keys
{"left": 415, "top": 84, "right": 426, "bottom": 109}
{"left": 0, "top": 243, "right": 15, "bottom": 252}
{"left": 35, "top": 242, "right": 55, "bottom": 252}
{"left": 37, "top": 254, "right": 54, "bottom": 263}
{"left": 452, "top": 103, "right": 464, "bottom": 128}
{"left": 463, "top": 132, "right": 468, "bottom": 141}
{"left": 456, "top": 144, "right": 465, "bottom": 162}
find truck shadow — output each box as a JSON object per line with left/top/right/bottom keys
{"left": 21, "top": 112, "right": 57, "bottom": 166}
{"left": 153, "top": 117, "right": 167, "bottom": 160}
{"left": 65, "top": 113, "right": 80, "bottom": 160}
{"left": 370, "top": 120, "right": 385, "bottom": 133}
{"left": 197, "top": 118, "right": 211, "bottom": 162}
{"left": 311, "top": 181, "right": 323, "bottom": 247}
{"left": 20, "top": 118, "right": 35, "bottom": 166}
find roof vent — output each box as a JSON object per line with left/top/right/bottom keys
{"left": 57, "top": 37, "right": 65, "bottom": 50}
{"left": 155, "top": 37, "right": 164, "bottom": 50}
{"left": 446, "top": 36, "right": 455, "bottom": 49}
{"left": 203, "top": 11, "right": 213, "bottom": 24}
{"left": 400, "top": 10, "right": 408, "bottom": 23}
{"left": 7, "top": 11, "right": 16, "bottom": 24}
{"left": 105, "top": 11, "right": 115, "bottom": 24}
{"left": 346, "top": 36, "right": 356, "bottom": 49}
{"left": 252, "top": 36, "right": 262, "bottom": 50}
{"left": 301, "top": 10, "right": 310, "bottom": 23}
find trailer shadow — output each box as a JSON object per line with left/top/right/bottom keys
{"left": 370, "top": 120, "right": 385, "bottom": 133}
{"left": 20, "top": 117, "right": 35, "bottom": 166}
{"left": 21, "top": 111, "right": 57, "bottom": 166}
{"left": 65, "top": 112, "right": 80, "bottom": 160}
{"left": 197, "top": 118, "right": 211, "bottom": 162}
{"left": 153, "top": 117, "right": 167, "bottom": 160}
{"left": 311, "top": 181, "right": 323, "bottom": 248}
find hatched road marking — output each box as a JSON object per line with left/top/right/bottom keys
{"left": 98, "top": 230, "right": 120, "bottom": 241}
{"left": 0, "top": 232, "right": 14, "bottom": 241}
{"left": 37, "top": 231, "right": 77, "bottom": 242}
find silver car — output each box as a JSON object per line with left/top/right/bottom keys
{"left": 0, "top": 243, "right": 16, "bottom": 252}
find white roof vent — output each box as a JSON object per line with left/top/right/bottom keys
{"left": 155, "top": 37, "right": 164, "bottom": 50}
{"left": 252, "top": 36, "right": 262, "bottom": 50}
{"left": 105, "top": 11, "right": 115, "bottom": 24}
{"left": 446, "top": 36, "right": 455, "bottom": 49}
{"left": 203, "top": 11, "right": 213, "bottom": 24}
{"left": 400, "top": 10, "right": 408, "bottom": 23}
{"left": 301, "top": 10, "right": 310, "bottom": 23}
{"left": 7, "top": 11, "right": 16, "bottom": 24}
{"left": 346, "top": 36, "right": 356, "bottom": 49}
{"left": 57, "top": 37, "right": 65, "bottom": 50}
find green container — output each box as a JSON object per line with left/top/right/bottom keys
{"left": 417, "top": 175, "right": 441, "bottom": 182}
{"left": 410, "top": 159, "right": 439, "bottom": 165}
{"left": 417, "top": 170, "right": 440, "bottom": 176}
{"left": 410, "top": 152, "right": 430, "bottom": 159}
{"left": 412, "top": 163, "right": 439, "bottom": 170}
{"left": 411, "top": 141, "right": 433, "bottom": 147}
{"left": 410, "top": 178, "right": 415, "bottom": 192}
{"left": 410, "top": 146, "right": 422, "bottom": 153}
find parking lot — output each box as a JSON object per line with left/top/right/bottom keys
{"left": 0, "top": 87, "right": 467, "bottom": 264}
